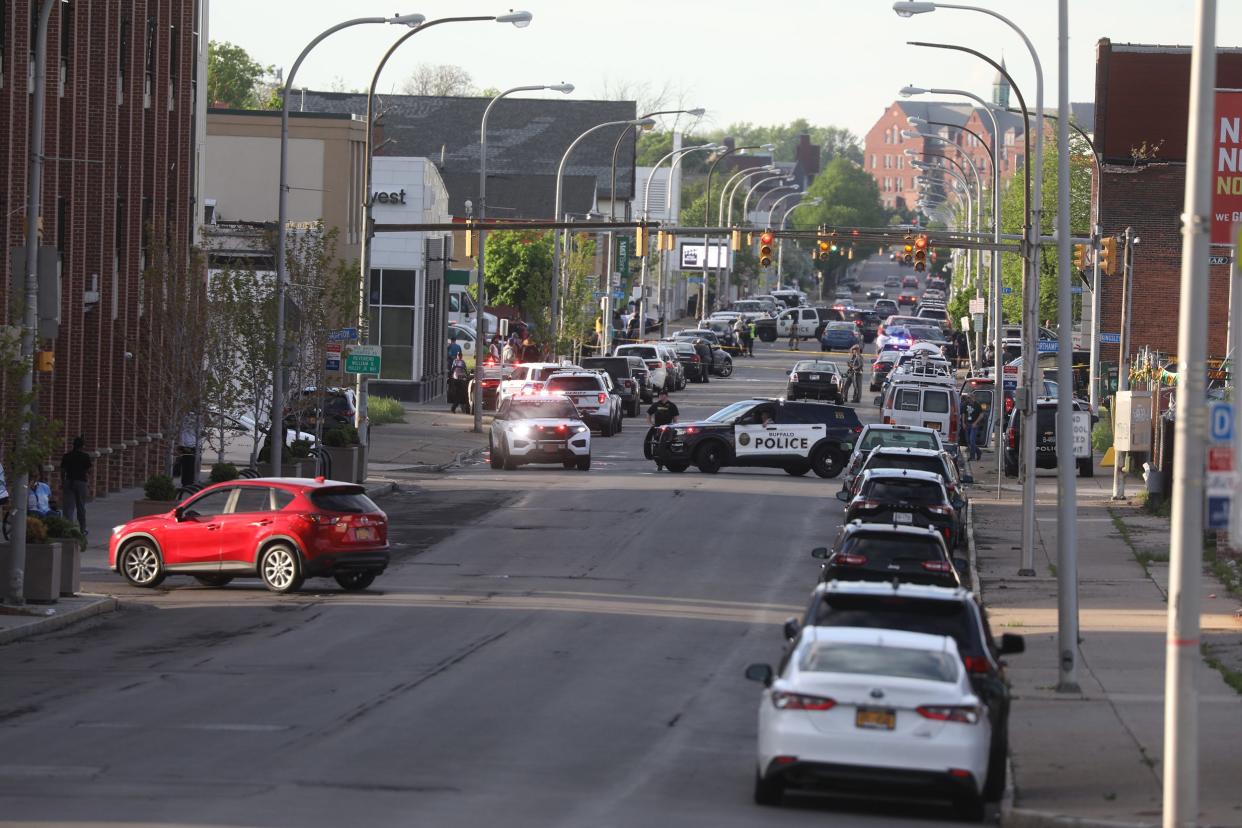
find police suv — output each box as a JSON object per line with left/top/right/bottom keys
{"left": 489, "top": 395, "right": 591, "bottom": 471}
{"left": 648, "top": 398, "right": 862, "bottom": 477}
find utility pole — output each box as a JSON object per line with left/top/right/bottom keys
{"left": 1164, "top": 3, "right": 1214, "bottom": 825}
{"left": 1112, "top": 227, "right": 1135, "bottom": 500}
{"left": 1054, "top": 0, "right": 1080, "bottom": 693}
{"left": 1088, "top": 225, "right": 1102, "bottom": 411}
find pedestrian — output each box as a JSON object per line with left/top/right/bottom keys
{"left": 488, "top": 333, "right": 502, "bottom": 363}
{"left": 788, "top": 323, "right": 800, "bottom": 351}
{"left": 645, "top": 389, "right": 680, "bottom": 470}
{"left": 448, "top": 354, "right": 469, "bottom": 413}
{"left": 60, "top": 436, "right": 92, "bottom": 535}
{"left": 845, "top": 345, "right": 864, "bottom": 403}
{"left": 693, "top": 337, "right": 712, "bottom": 383}
{"left": 501, "top": 337, "right": 516, "bottom": 365}
{"left": 26, "top": 468, "right": 59, "bottom": 520}
{"left": 746, "top": 320, "right": 757, "bottom": 356}
{"left": 963, "top": 392, "right": 986, "bottom": 461}
{"left": 447, "top": 335, "right": 463, "bottom": 365}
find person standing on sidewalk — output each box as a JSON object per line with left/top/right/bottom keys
{"left": 60, "top": 436, "right": 92, "bottom": 535}
{"left": 962, "top": 392, "right": 986, "bottom": 461}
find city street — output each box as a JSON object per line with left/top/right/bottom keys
{"left": 0, "top": 262, "right": 989, "bottom": 828}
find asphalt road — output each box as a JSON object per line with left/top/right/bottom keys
{"left": 0, "top": 258, "right": 979, "bottom": 827}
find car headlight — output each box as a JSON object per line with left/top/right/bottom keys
{"left": 513, "top": 425, "right": 532, "bottom": 438}
{"left": 575, "top": 425, "right": 589, "bottom": 433}
{"left": 112, "top": 525, "right": 124, "bottom": 536}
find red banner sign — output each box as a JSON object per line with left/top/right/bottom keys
{"left": 1212, "top": 90, "right": 1242, "bottom": 244}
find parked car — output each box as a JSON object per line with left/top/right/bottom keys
{"left": 580, "top": 357, "right": 643, "bottom": 417}
{"left": 544, "top": 370, "right": 624, "bottom": 436}
{"left": 1003, "top": 397, "right": 1096, "bottom": 478}
{"left": 786, "top": 359, "right": 843, "bottom": 402}
{"left": 666, "top": 339, "right": 710, "bottom": 383}
{"left": 110, "top": 479, "right": 389, "bottom": 593}
{"left": 811, "top": 521, "right": 962, "bottom": 588}
{"left": 840, "top": 424, "right": 947, "bottom": 492}
{"left": 670, "top": 330, "right": 733, "bottom": 377}
{"left": 498, "top": 361, "right": 577, "bottom": 406}
{"left": 873, "top": 298, "right": 899, "bottom": 318}
{"left": 614, "top": 344, "right": 671, "bottom": 392}
{"left": 820, "top": 321, "right": 862, "bottom": 351}
{"left": 870, "top": 351, "right": 901, "bottom": 391}
{"left": 839, "top": 468, "right": 961, "bottom": 549}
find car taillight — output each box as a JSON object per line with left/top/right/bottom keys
{"left": 855, "top": 320, "right": 863, "bottom": 326}
{"left": 928, "top": 505, "right": 953, "bottom": 516}
{"left": 917, "top": 705, "right": 980, "bottom": 724}
{"left": 852, "top": 425, "right": 863, "bottom": 434}
{"left": 771, "top": 691, "right": 836, "bottom": 711}
{"left": 833, "top": 553, "right": 867, "bottom": 566}
{"left": 598, "top": 393, "right": 607, "bottom": 404}
{"left": 790, "top": 372, "right": 799, "bottom": 382}
{"left": 665, "top": 361, "right": 675, "bottom": 370}
{"left": 624, "top": 379, "right": 634, "bottom": 388}
{"left": 962, "top": 655, "right": 991, "bottom": 675}
{"left": 299, "top": 513, "right": 340, "bottom": 526}
{"left": 854, "top": 499, "right": 880, "bottom": 510}
{"left": 1007, "top": 427, "right": 1017, "bottom": 449}
{"left": 921, "top": 560, "right": 952, "bottom": 572}
{"left": 482, "top": 379, "right": 499, "bottom": 388}
{"left": 692, "top": 354, "right": 701, "bottom": 363}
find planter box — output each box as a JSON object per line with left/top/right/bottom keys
{"left": 258, "top": 459, "right": 314, "bottom": 478}
{"left": 133, "top": 499, "right": 176, "bottom": 519}
{"left": 24, "top": 542, "right": 63, "bottom": 603}
{"left": 324, "top": 446, "right": 360, "bottom": 483}
{"left": 57, "top": 540, "right": 82, "bottom": 597}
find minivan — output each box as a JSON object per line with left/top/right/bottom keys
{"left": 881, "top": 380, "right": 960, "bottom": 453}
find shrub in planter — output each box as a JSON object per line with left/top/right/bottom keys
{"left": 323, "top": 425, "right": 359, "bottom": 447}
{"left": 144, "top": 474, "right": 177, "bottom": 502}
{"left": 210, "top": 463, "right": 239, "bottom": 483}
{"left": 289, "top": 439, "right": 313, "bottom": 459}
{"left": 42, "top": 514, "right": 85, "bottom": 545}
{"left": 42, "top": 515, "right": 84, "bottom": 596}
{"left": 26, "top": 515, "right": 48, "bottom": 544}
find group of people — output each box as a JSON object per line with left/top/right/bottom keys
{"left": 731, "top": 318, "right": 756, "bottom": 357}
{"left": 446, "top": 323, "right": 545, "bottom": 414}
{"left": 0, "top": 437, "right": 94, "bottom": 536}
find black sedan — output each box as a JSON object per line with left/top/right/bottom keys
{"left": 811, "top": 522, "right": 962, "bottom": 589}
{"left": 837, "top": 468, "right": 960, "bottom": 549}
{"left": 786, "top": 360, "right": 842, "bottom": 402}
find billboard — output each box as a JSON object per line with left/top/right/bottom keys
{"left": 679, "top": 241, "right": 730, "bottom": 270}
{"left": 1212, "top": 89, "right": 1242, "bottom": 244}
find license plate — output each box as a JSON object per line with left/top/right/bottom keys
{"left": 809, "top": 374, "right": 820, "bottom": 380}
{"left": 923, "top": 421, "right": 942, "bottom": 431}
{"left": 353, "top": 526, "right": 375, "bottom": 541}
{"left": 538, "top": 441, "right": 566, "bottom": 450}
{"left": 855, "top": 708, "right": 896, "bottom": 730}
{"left": 892, "top": 512, "right": 913, "bottom": 524}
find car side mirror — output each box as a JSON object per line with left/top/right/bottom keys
{"left": 783, "top": 616, "right": 801, "bottom": 641}
{"left": 745, "top": 663, "right": 774, "bottom": 687}
{"left": 953, "top": 557, "right": 970, "bottom": 575}
{"left": 998, "top": 632, "right": 1026, "bottom": 655}
{"left": 811, "top": 547, "right": 830, "bottom": 559}
{"left": 173, "top": 506, "right": 185, "bottom": 521}
{"left": 835, "top": 490, "right": 850, "bottom": 502}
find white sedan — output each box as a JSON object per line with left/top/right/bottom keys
{"left": 746, "top": 626, "right": 991, "bottom": 820}
{"left": 489, "top": 395, "right": 592, "bottom": 471}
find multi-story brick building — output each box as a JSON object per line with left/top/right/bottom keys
{"left": 0, "top": 0, "right": 204, "bottom": 497}
{"left": 1094, "top": 40, "right": 1242, "bottom": 365}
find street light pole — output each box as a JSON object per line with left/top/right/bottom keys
{"left": 738, "top": 175, "right": 794, "bottom": 301}
{"left": 712, "top": 164, "right": 776, "bottom": 316}
{"left": 695, "top": 144, "right": 772, "bottom": 325}
{"left": 3, "top": 0, "right": 56, "bottom": 606}
{"left": 272, "top": 12, "right": 425, "bottom": 473}
{"left": 1165, "top": 3, "right": 1216, "bottom": 825}
{"left": 776, "top": 198, "right": 821, "bottom": 290}
{"left": 475, "top": 80, "right": 572, "bottom": 434}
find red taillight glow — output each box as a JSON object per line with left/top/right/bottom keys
{"left": 917, "top": 705, "right": 981, "bottom": 724}
{"left": 597, "top": 393, "right": 607, "bottom": 404}
{"left": 665, "top": 361, "right": 675, "bottom": 369}
{"left": 790, "top": 372, "right": 800, "bottom": 382}
{"left": 921, "top": 560, "right": 952, "bottom": 572}
{"left": 686, "top": 426, "right": 698, "bottom": 434}
{"left": 557, "top": 424, "right": 568, "bottom": 433}
{"left": 852, "top": 425, "right": 863, "bottom": 434}
{"left": 963, "top": 655, "right": 991, "bottom": 675}
{"left": 833, "top": 553, "right": 867, "bottom": 566}
{"left": 771, "top": 692, "right": 836, "bottom": 711}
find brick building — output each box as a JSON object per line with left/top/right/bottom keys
{"left": 0, "top": 1, "right": 204, "bottom": 497}
{"left": 1094, "top": 40, "right": 1242, "bottom": 364}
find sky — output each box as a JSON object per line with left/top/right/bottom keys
{"left": 208, "top": 1, "right": 1242, "bottom": 142}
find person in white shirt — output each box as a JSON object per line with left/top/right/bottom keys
{"left": 26, "top": 468, "right": 58, "bottom": 518}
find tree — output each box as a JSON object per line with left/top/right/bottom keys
{"left": 482, "top": 231, "right": 555, "bottom": 321}
{"left": 207, "top": 41, "right": 274, "bottom": 109}
{"left": 401, "top": 64, "right": 475, "bottom": 96}
{"left": 800, "top": 157, "right": 888, "bottom": 230}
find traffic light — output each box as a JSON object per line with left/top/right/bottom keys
{"left": 913, "top": 234, "right": 928, "bottom": 272}
{"left": 758, "top": 232, "right": 774, "bottom": 268}
{"left": 903, "top": 243, "right": 913, "bottom": 265}
{"left": 636, "top": 225, "right": 648, "bottom": 257}
{"left": 1099, "top": 237, "right": 1118, "bottom": 275}
{"left": 731, "top": 229, "right": 743, "bottom": 251}
{"left": 817, "top": 240, "right": 830, "bottom": 261}
{"left": 1073, "top": 243, "right": 1087, "bottom": 271}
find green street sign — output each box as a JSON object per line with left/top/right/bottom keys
{"left": 616, "top": 236, "right": 630, "bottom": 278}
{"left": 345, "top": 344, "right": 381, "bottom": 375}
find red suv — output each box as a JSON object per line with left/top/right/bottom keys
{"left": 109, "top": 478, "right": 389, "bottom": 593}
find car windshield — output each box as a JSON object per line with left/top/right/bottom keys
{"left": 907, "top": 326, "right": 942, "bottom": 340}
{"left": 618, "top": 346, "right": 658, "bottom": 359}
{"left": 799, "top": 642, "right": 959, "bottom": 682}
{"left": 865, "top": 454, "right": 945, "bottom": 476}
{"left": 864, "top": 478, "right": 944, "bottom": 504}
{"left": 859, "top": 429, "right": 938, "bottom": 452}
{"left": 705, "top": 401, "right": 757, "bottom": 424}
{"left": 810, "top": 595, "right": 980, "bottom": 657}
{"left": 310, "top": 488, "right": 379, "bottom": 514}
{"left": 795, "top": 361, "right": 838, "bottom": 374}
{"left": 509, "top": 400, "right": 578, "bottom": 419}
{"left": 545, "top": 376, "right": 601, "bottom": 392}
{"left": 735, "top": 302, "right": 762, "bottom": 311}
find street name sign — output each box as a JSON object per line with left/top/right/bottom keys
{"left": 345, "top": 344, "right": 381, "bottom": 375}
{"left": 1209, "top": 255, "right": 1232, "bottom": 266}
{"left": 1099, "top": 332, "right": 1121, "bottom": 344}
{"left": 328, "top": 327, "right": 359, "bottom": 341}
{"left": 1037, "top": 340, "right": 1059, "bottom": 353}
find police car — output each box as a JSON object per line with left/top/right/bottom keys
{"left": 489, "top": 395, "right": 592, "bottom": 471}
{"left": 648, "top": 398, "right": 862, "bottom": 477}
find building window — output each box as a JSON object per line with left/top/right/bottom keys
{"left": 897, "top": 156, "right": 903, "bottom": 169}
{"left": 118, "top": 16, "right": 129, "bottom": 105}
{"left": 870, "top": 153, "right": 877, "bottom": 169}
{"left": 369, "top": 268, "right": 419, "bottom": 381}
{"left": 168, "top": 23, "right": 178, "bottom": 110}
{"left": 56, "top": 197, "right": 67, "bottom": 252}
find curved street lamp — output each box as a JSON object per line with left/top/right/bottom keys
{"left": 774, "top": 196, "right": 822, "bottom": 290}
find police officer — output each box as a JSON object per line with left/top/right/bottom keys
{"left": 693, "top": 337, "right": 712, "bottom": 383}
{"left": 845, "top": 344, "right": 864, "bottom": 403}
{"left": 645, "top": 389, "right": 680, "bottom": 470}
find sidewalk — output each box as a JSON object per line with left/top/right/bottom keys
{"left": 367, "top": 401, "right": 488, "bottom": 475}
{"left": 967, "top": 448, "right": 1242, "bottom": 827}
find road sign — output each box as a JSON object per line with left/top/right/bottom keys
{"left": 325, "top": 343, "right": 342, "bottom": 372}
{"left": 686, "top": 276, "right": 705, "bottom": 284}
{"left": 328, "top": 327, "right": 359, "bottom": 341}
{"left": 1209, "top": 255, "right": 1232, "bottom": 266}
{"left": 1207, "top": 495, "right": 1232, "bottom": 529}
{"left": 1070, "top": 284, "right": 1083, "bottom": 294}
{"left": 616, "top": 235, "right": 631, "bottom": 275}
{"left": 1099, "top": 332, "right": 1121, "bottom": 344}
{"left": 345, "top": 344, "right": 381, "bottom": 375}
{"left": 1003, "top": 378, "right": 1017, "bottom": 390}
{"left": 968, "top": 297, "right": 986, "bottom": 314}
{"left": 1210, "top": 401, "right": 1233, "bottom": 442}
{"left": 1037, "top": 340, "right": 1059, "bottom": 353}
{"left": 1208, "top": 445, "right": 1233, "bottom": 472}
{"left": 1071, "top": 410, "right": 1091, "bottom": 459}
{"left": 1001, "top": 286, "right": 1013, "bottom": 294}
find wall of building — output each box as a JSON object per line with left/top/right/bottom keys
{"left": 862, "top": 104, "right": 925, "bottom": 211}
{"left": 0, "top": 0, "right": 199, "bottom": 497}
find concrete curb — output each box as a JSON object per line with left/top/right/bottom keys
{"left": 0, "top": 594, "right": 120, "bottom": 646}
{"left": 1000, "top": 808, "right": 1157, "bottom": 828}
{"left": 364, "top": 481, "right": 399, "bottom": 499}
{"left": 965, "top": 500, "right": 982, "bottom": 596}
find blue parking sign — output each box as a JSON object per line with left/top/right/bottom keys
{"left": 1207, "top": 495, "right": 1232, "bottom": 529}
{"left": 1210, "top": 402, "right": 1233, "bottom": 443}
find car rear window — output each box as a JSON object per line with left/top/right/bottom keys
{"left": 810, "top": 595, "right": 980, "bottom": 656}
{"left": 924, "top": 391, "right": 950, "bottom": 414}
{"left": 581, "top": 359, "right": 627, "bottom": 380}
{"left": 545, "top": 376, "right": 602, "bottom": 392}
{"left": 859, "top": 430, "right": 938, "bottom": 452}
{"left": 865, "top": 478, "right": 943, "bottom": 504}
{"left": 865, "top": 454, "right": 944, "bottom": 476}
{"left": 618, "top": 346, "right": 658, "bottom": 359}
{"left": 842, "top": 534, "right": 944, "bottom": 565}
{"left": 800, "top": 642, "right": 959, "bottom": 682}
{"left": 310, "top": 488, "right": 379, "bottom": 513}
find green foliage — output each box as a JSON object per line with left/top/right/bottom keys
{"left": 25, "top": 516, "right": 47, "bottom": 544}
{"left": 42, "top": 514, "right": 85, "bottom": 545}
{"left": 1092, "top": 405, "right": 1113, "bottom": 452}
{"left": 366, "top": 397, "right": 406, "bottom": 426}
{"left": 207, "top": 41, "right": 275, "bottom": 109}
{"left": 323, "top": 424, "right": 361, "bottom": 446}
{"left": 482, "top": 231, "right": 555, "bottom": 320}
{"left": 636, "top": 131, "right": 711, "bottom": 173}
{"left": 209, "top": 463, "right": 239, "bottom": 483}
{"left": 0, "top": 319, "right": 63, "bottom": 487}
{"left": 799, "top": 158, "right": 888, "bottom": 230}
{"left": 700, "top": 120, "right": 863, "bottom": 165}
{"left": 288, "top": 439, "right": 313, "bottom": 459}
{"left": 144, "top": 474, "right": 177, "bottom": 502}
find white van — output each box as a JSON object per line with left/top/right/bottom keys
{"left": 448, "top": 283, "right": 498, "bottom": 335}
{"left": 880, "top": 378, "right": 960, "bottom": 451}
